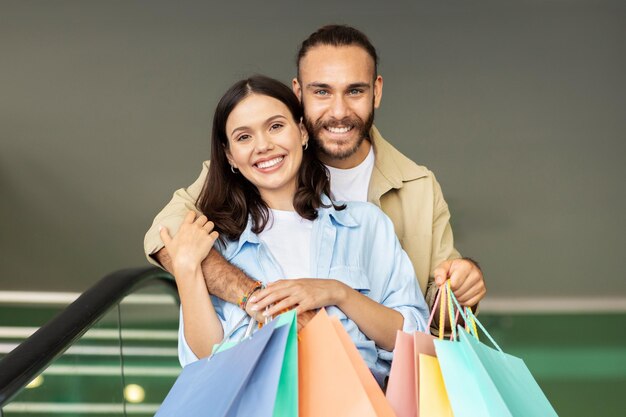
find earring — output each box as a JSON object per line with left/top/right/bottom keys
{"left": 303, "top": 142, "right": 309, "bottom": 151}
{"left": 230, "top": 165, "right": 238, "bottom": 174}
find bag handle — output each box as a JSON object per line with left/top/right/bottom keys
{"left": 446, "top": 285, "right": 503, "bottom": 353}
{"left": 425, "top": 282, "right": 462, "bottom": 340}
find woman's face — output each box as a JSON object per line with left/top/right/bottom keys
{"left": 225, "top": 94, "right": 308, "bottom": 209}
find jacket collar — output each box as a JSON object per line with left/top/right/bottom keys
{"left": 368, "top": 125, "right": 429, "bottom": 203}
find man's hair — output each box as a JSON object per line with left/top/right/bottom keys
{"left": 296, "top": 25, "right": 379, "bottom": 80}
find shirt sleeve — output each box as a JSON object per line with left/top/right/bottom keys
{"left": 365, "top": 206, "right": 430, "bottom": 362}
{"left": 143, "top": 161, "right": 210, "bottom": 267}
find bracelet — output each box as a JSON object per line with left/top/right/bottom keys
{"left": 239, "top": 281, "right": 263, "bottom": 311}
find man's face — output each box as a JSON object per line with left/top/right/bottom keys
{"left": 293, "top": 45, "right": 383, "bottom": 169}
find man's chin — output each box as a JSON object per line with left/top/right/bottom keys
{"left": 318, "top": 140, "right": 362, "bottom": 161}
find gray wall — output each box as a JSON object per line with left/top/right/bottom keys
{"left": 1, "top": 0, "right": 625, "bottom": 297}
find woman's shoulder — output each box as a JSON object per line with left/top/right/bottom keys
{"left": 324, "top": 200, "right": 392, "bottom": 230}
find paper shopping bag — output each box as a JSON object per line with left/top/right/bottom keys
{"left": 434, "top": 287, "right": 558, "bottom": 417}
{"left": 298, "top": 308, "right": 396, "bottom": 417}
{"left": 458, "top": 328, "right": 558, "bottom": 417}
{"left": 418, "top": 353, "right": 454, "bottom": 417}
{"left": 385, "top": 330, "right": 437, "bottom": 417}
{"left": 156, "top": 310, "right": 297, "bottom": 417}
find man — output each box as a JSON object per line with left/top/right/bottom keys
{"left": 144, "top": 25, "right": 486, "bottom": 333}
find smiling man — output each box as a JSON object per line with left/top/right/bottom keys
{"left": 144, "top": 25, "right": 486, "bottom": 333}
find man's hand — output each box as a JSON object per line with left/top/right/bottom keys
{"left": 296, "top": 309, "right": 317, "bottom": 331}
{"left": 433, "top": 258, "right": 486, "bottom": 307}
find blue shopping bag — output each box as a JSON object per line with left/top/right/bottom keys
{"left": 434, "top": 286, "right": 558, "bottom": 417}
{"left": 156, "top": 310, "right": 297, "bottom": 417}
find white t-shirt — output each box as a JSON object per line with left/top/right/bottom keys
{"left": 325, "top": 145, "right": 375, "bottom": 203}
{"left": 258, "top": 209, "right": 313, "bottom": 279}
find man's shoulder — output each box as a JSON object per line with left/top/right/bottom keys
{"left": 370, "top": 126, "right": 433, "bottom": 182}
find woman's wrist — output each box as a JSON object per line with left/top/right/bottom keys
{"left": 332, "top": 280, "right": 350, "bottom": 307}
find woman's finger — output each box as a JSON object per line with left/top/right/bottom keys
{"left": 159, "top": 225, "right": 172, "bottom": 246}
{"left": 184, "top": 210, "right": 196, "bottom": 224}
{"left": 264, "top": 297, "right": 297, "bottom": 317}
{"left": 202, "top": 220, "right": 215, "bottom": 233}
{"left": 195, "top": 214, "right": 208, "bottom": 226}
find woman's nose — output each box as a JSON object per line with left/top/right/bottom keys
{"left": 255, "top": 133, "right": 274, "bottom": 153}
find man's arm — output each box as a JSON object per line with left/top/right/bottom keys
{"left": 427, "top": 174, "right": 486, "bottom": 335}
{"left": 155, "top": 247, "right": 257, "bottom": 306}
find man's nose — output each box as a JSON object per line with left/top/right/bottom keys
{"left": 329, "top": 95, "right": 349, "bottom": 120}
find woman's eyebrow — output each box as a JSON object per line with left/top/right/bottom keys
{"left": 230, "top": 115, "right": 287, "bottom": 136}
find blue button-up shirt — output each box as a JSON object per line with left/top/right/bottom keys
{"left": 178, "top": 200, "right": 429, "bottom": 377}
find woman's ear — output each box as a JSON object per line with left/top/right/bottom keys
{"left": 224, "top": 145, "right": 237, "bottom": 169}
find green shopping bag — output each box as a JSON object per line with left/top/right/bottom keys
{"left": 434, "top": 284, "right": 558, "bottom": 417}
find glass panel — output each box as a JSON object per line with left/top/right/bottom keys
{"left": 3, "top": 306, "right": 125, "bottom": 416}
{"left": 117, "top": 283, "right": 180, "bottom": 416}
{"left": 479, "top": 313, "right": 626, "bottom": 416}
{"left": 2, "top": 281, "right": 180, "bottom": 417}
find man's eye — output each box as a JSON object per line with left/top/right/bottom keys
{"left": 315, "top": 90, "right": 329, "bottom": 96}
{"left": 348, "top": 89, "right": 363, "bottom": 95}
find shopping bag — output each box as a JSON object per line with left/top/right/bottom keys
{"left": 418, "top": 353, "right": 454, "bottom": 417}
{"left": 435, "top": 286, "right": 559, "bottom": 417}
{"left": 298, "top": 308, "right": 396, "bottom": 417}
{"left": 385, "top": 330, "right": 437, "bottom": 417}
{"left": 156, "top": 310, "right": 297, "bottom": 417}
{"left": 386, "top": 288, "right": 444, "bottom": 417}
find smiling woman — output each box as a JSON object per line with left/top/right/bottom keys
{"left": 224, "top": 94, "right": 309, "bottom": 210}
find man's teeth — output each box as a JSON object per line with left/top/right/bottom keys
{"left": 326, "top": 126, "right": 352, "bottom": 134}
{"left": 256, "top": 156, "right": 284, "bottom": 169}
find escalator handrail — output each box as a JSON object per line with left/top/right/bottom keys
{"left": 0, "top": 266, "right": 177, "bottom": 406}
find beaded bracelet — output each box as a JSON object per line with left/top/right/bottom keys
{"left": 239, "top": 281, "right": 263, "bottom": 311}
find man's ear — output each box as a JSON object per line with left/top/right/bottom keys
{"left": 373, "top": 75, "right": 383, "bottom": 109}
{"left": 292, "top": 78, "right": 303, "bottom": 103}
{"left": 299, "top": 120, "right": 309, "bottom": 144}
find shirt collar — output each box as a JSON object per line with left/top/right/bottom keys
{"left": 320, "top": 195, "right": 359, "bottom": 228}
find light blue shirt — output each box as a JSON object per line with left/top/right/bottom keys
{"left": 178, "top": 199, "right": 430, "bottom": 378}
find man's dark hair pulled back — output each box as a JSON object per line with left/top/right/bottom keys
{"left": 296, "top": 25, "right": 379, "bottom": 81}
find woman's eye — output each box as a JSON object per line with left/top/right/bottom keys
{"left": 237, "top": 134, "right": 251, "bottom": 142}
{"left": 270, "top": 123, "right": 283, "bottom": 131}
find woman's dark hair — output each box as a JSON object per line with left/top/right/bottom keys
{"left": 196, "top": 75, "right": 344, "bottom": 242}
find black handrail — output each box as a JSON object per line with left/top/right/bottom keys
{"left": 0, "top": 266, "right": 177, "bottom": 407}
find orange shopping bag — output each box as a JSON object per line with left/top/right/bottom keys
{"left": 298, "top": 308, "right": 396, "bottom": 417}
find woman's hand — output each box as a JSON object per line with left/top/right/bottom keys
{"left": 247, "top": 278, "right": 346, "bottom": 318}
{"left": 159, "top": 211, "right": 219, "bottom": 278}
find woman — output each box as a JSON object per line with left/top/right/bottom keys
{"left": 159, "top": 75, "right": 429, "bottom": 381}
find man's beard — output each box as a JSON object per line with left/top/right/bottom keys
{"left": 304, "top": 109, "right": 375, "bottom": 160}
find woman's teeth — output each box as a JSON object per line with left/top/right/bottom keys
{"left": 256, "top": 156, "right": 284, "bottom": 169}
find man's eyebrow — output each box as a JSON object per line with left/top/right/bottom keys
{"left": 306, "top": 82, "right": 332, "bottom": 89}
{"left": 305, "top": 82, "right": 371, "bottom": 90}
{"left": 347, "top": 82, "right": 371, "bottom": 89}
